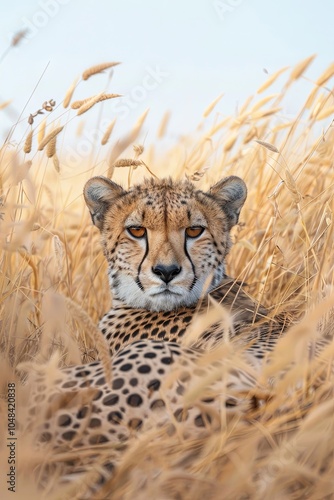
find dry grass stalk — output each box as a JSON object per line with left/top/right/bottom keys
{"left": 82, "top": 62, "right": 121, "bottom": 80}
{"left": 251, "top": 107, "right": 282, "bottom": 120}
{"left": 316, "top": 62, "right": 334, "bottom": 87}
{"left": 254, "top": 139, "right": 279, "bottom": 153}
{"left": 46, "top": 136, "right": 57, "bottom": 158}
{"left": 113, "top": 159, "right": 143, "bottom": 168}
{"left": 37, "top": 120, "right": 46, "bottom": 144}
{"left": 257, "top": 67, "right": 289, "bottom": 93}
{"left": 223, "top": 133, "right": 238, "bottom": 152}
{"left": 203, "top": 93, "right": 224, "bottom": 117}
{"left": 63, "top": 77, "right": 79, "bottom": 108}
{"left": 53, "top": 234, "right": 64, "bottom": 280}
{"left": 289, "top": 54, "right": 316, "bottom": 81}
{"left": 75, "top": 93, "right": 121, "bottom": 116}
{"left": 285, "top": 169, "right": 301, "bottom": 203}
{"left": 64, "top": 297, "right": 112, "bottom": 386}
{"left": 133, "top": 144, "right": 144, "bottom": 157}
{"left": 157, "top": 110, "right": 171, "bottom": 138}
{"left": 250, "top": 94, "right": 279, "bottom": 113}
{"left": 23, "top": 129, "right": 33, "bottom": 154}
{"left": 52, "top": 155, "right": 60, "bottom": 173}
{"left": 313, "top": 105, "right": 334, "bottom": 121}
{"left": 107, "top": 109, "right": 150, "bottom": 176}
{"left": 0, "top": 99, "right": 12, "bottom": 110}
{"left": 101, "top": 118, "right": 116, "bottom": 145}
{"left": 38, "top": 126, "right": 64, "bottom": 151}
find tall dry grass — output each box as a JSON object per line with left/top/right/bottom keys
{"left": 0, "top": 56, "right": 334, "bottom": 498}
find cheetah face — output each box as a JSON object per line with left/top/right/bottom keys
{"left": 84, "top": 175, "right": 247, "bottom": 311}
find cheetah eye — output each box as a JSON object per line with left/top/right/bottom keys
{"left": 127, "top": 226, "right": 146, "bottom": 238}
{"left": 185, "top": 226, "right": 205, "bottom": 238}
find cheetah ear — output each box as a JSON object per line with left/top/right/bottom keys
{"left": 84, "top": 176, "right": 125, "bottom": 230}
{"left": 209, "top": 176, "right": 247, "bottom": 229}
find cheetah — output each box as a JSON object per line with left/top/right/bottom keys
{"left": 83, "top": 175, "right": 270, "bottom": 354}
{"left": 22, "top": 175, "right": 287, "bottom": 492}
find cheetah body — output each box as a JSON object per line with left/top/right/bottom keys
{"left": 23, "top": 175, "right": 285, "bottom": 488}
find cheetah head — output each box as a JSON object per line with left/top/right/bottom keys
{"left": 84, "top": 176, "right": 247, "bottom": 311}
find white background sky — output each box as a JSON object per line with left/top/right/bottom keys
{"left": 1, "top": 0, "right": 333, "bottom": 147}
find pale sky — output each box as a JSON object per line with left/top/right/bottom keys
{"left": 1, "top": 0, "right": 333, "bottom": 146}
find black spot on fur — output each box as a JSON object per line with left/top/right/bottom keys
{"left": 127, "top": 394, "right": 143, "bottom": 407}
{"left": 138, "top": 364, "right": 151, "bottom": 374}
{"left": 89, "top": 418, "right": 101, "bottom": 428}
{"left": 120, "top": 363, "right": 133, "bottom": 372}
{"left": 58, "top": 414, "right": 72, "bottom": 427}
{"left": 144, "top": 351, "right": 157, "bottom": 359}
{"left": 93, "top": 390, "right": 103, "bottom": 401}
{"left": 112, "top": 378, "right": 124, "bottom": 390}
{"left": 75, "top": 370, "right": 91, "bottom": 378}
{"left": 147, "top": 379, "right": 160, "bottom": 391}
{"left": 77, "top": 406, "right": 89, "bottom": 419}
{"left": 103, "top": 394, "right": 119, "bottom": 406}
{"left": 161, "top": 356, "right": 173, "bottom": 365}
{"left": 39, "top": 432, "right": 52, "bottom": 442}
{"left": 89, "top": 434, "right": 108, "bottom": 444}
{"left": 62, "top": 431, "right": 77, "bottom": 440}
{"left": 95, "top": 377, "right": 106, "bottom": 386}
{"left": 150, "top": 399, "right": 166, "bottom": 410}
{"left": 108, "top": 411, "right": 123, "bottom": 424}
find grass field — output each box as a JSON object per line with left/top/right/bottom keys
{"left": 1, "top": 55, "right": 334, "bottom": 498}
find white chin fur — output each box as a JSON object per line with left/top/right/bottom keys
{"left": 111, "top": 275, "right": 204, "bottom": 311}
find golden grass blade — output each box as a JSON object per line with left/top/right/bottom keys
{"left": 46, "top": 135, "right": 57, "bottom": 158}
{"left": 313, "top": 105, "right": 334, "bottom": 121}
{"left": 76, "top": 93, "right": 121, "bottom": 116}
{"left": 101, "top": 118, "right": 116, "bottom": 145}
{"left": 223, "top": 133, "right": 238, "bottom": 152}
{"left": 304, "top": 86, "right": 320, "bottom": 109}
{"left": 64, "top": 296, "right": 112, "bottom": 386}
{"left": 316, "top": 62, "right": 334, "bottom": 87}
{"left": 0, "top": 99, "right": 12, "bottom": 110}
{"left": 251, "top": 107, "right": 281, "bottom": 120}
{"left": 256, "top": 67, "right": 289, "bottom": 93}
{"left": 157, "top": 110, "right": 171, "bottom": 138}
{"left": 208, "top": 117, "right": 230, "bottom": 135}
{"left": 23, "top": 129, "right": 33, "bottom": 154}
{"left": 133, "top": 144, "right": 144, "bottom": 157}
{"left": 82, "top": 62, "right": 121, "bottom": 80}
{"left": 203, "top": 94, "right": 224, "bottom": 117}
{"left": 250, "top": 94, "right": 279, "bottom": 113}
{"left": 289, "top": 54, "right": 316, "bottom": 81}
{"left": 284, "top": 169, "right": 301, "bottom": 203}
{"left": 107, "top": 109, "right": 150, "bottom": 176}
{"left": 113, "top": 159, "right": 143, "bottom": 168}
{"left": 52, "top": 154, "right": 60, "bottom": 173}
{"left": 63, "top": 76, "right": 79, "bottom": 108}
{"left": 254, "top": 139, "right": 279, "bottom": 153}
{"left": 38, "top": 126, "right": 64, "bottom": 151}
{"left": 37, "top": 119, "right": 46, "bottom": 144}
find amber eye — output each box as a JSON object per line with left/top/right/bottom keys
{"left": 127, "top": 226, "right": 146, "bottom": 238}
{"left": 185, "top": 226, "right": 204, "bottom": 238}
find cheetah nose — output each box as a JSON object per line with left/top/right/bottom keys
{"left": 152, "top": 264, "right": 182, "bottom": 284}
